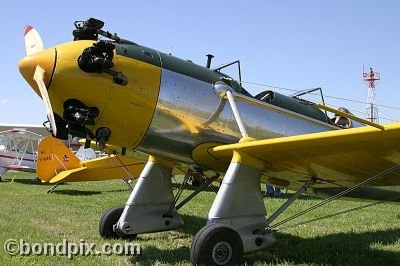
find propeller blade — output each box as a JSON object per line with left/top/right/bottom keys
{"left": 24, "top": 25, "right": 44, "bottom": 56}
{"left": 33, "top": 66, "right": 57, "bottom": 137}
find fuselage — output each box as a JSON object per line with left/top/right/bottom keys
{"left": 19, "top": 39, "right": 338, "bottom": 171}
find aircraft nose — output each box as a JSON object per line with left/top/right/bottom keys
{"left": 18, "top": 48, "right": 56, "bottom": 96}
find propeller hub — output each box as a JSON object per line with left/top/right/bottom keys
{"left": 18, "top": 48, "right": 56, "bottom": 97}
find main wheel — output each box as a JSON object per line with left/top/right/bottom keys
{"left": 99, "top": 206, "right": 137, "bottom": 239}
{"left": 191, "top": 224, "right": 243, "bottom": 266}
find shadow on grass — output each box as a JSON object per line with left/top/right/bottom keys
{"left": 53, "top": 187, "right": 132, "bottom": 195}
{"left": 128, "top": 221, "right": 400, "bottom": 265}
{"left": 45, "top": 186, "right": 130, "bottom": 196}
{"left": 101, "top": 188, "right": 132, "bottom": 194}
{"left": 247, "top": 228, "right": 400, "bottom": 265}
{"left": 52, "top": 189, "right": 102, "bottom": 196}
{"left": 131, "top": 246, "right": 190, "bottom": 265}
{"left": 177, "top": 214, "right": 208, "bottom": 235}
{"left": 6, "top": 178, "right": 57, "bottom": 186}
{"left": 128, "top": 214, "right": 206, "bottom": 265}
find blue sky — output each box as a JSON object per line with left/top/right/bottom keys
{"left": 2, "top": 1, "right": 400, "bottom": 124}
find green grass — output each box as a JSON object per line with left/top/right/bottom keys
{"left": 0, "top": 172, "right": 399, "bottom": 265}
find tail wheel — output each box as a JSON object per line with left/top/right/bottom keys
{"left": 191, "top": 224, "right": 243, "bottom": 265}
{"left": 99, "top": 206, "right": 137, "bottom": 239}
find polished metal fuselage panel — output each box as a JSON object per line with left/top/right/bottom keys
{"left": 138, "top": 69, "right": 337, "bottom": 165}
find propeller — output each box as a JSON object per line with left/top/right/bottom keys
{"left": 23, "top": 25, "right": 57, "bottom": 137}
{"left": 33, "top": 66, "right": 57, "bottom": 137}
{"left": 24, "top": 26, "right": 44, "bottom": 56}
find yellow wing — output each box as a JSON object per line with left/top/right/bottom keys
{"left": 211, "top": 122, "right": 400, "bottom": 191}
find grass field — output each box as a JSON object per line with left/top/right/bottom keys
{"left": 0, "top": 172, "right": 399, "bottom": 265}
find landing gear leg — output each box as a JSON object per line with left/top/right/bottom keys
{"left": 191, "top": 151, "right": 275, "bottom": 264}
{"left": 46, "top": 183, "right": 59, "bottom": 193}
{"left": 99, "top": 156, "right": 183, "bottom": 238}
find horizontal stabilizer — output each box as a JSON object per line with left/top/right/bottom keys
{"left": 49, "top": 167, "right": 87, "bottom": 183}
{"left": 48, "top": 156, "right": 145, "bottom": 183}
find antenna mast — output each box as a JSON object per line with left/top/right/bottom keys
{"left": 363, "top": 66, "right": 380, "bottom": 123}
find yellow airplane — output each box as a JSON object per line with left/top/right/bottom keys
{"left": 36, "top": 135, "right": 146, "bottom": 192}
{"left": 19, "top": 18, "right": 400, "bottom": 265}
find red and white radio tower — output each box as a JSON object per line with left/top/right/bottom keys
{"left": 363, "top": 66, "right": 380, "bottom": 123}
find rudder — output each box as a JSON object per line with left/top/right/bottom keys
{"left": 37, "top": 136, "right": 81, "bottom": 182}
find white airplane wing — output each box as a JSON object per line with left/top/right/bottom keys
{"left": 0, "top": 124, "right": 49, "bottom": 137}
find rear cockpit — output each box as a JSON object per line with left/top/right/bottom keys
{"left": 214, "top": 66, "right": 361, "bottom": 129}
{"left": 210, "top": 59, "right": 357, "bottom": 128}
{"left": 253, "top": 88, "right": 362, "bottom": 128}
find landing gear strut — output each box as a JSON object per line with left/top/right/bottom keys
{"left": 99, "top": 156, "right": 183, "bottom": 240}
{"left": 190, "top": 151, "right": 276, "bottom": 264}
{"left": 46, "top": 183, "right": 60, "bottom": 194}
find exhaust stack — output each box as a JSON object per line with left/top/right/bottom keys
{"left": 206, "top": 54, "right": 214, "bottom": 69}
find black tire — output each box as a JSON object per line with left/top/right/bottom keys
{"left": 99, "top": 206, "right": 137, "bottom": 239}
{"left": 191, "top": 224, "right": 243, "bottom": 266}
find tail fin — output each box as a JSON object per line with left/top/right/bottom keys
{"left": 37, "top": 136, "right": 81, "bottom": 182}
